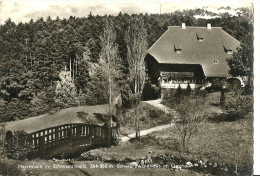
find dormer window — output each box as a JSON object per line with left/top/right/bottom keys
{"left": 176, "top": 49, "right": 182, "bottom": 53}
{"left": 226, "top": 50, "right": 233, "bottom": 54}
{"left": 196, "top": 33, "right": 204, "bottom": 42}
{"left": 224, "top": 45, "right": 233, "bottom": 54}
{"left": 174, "top": 44, "right": 182, "bottom": 53}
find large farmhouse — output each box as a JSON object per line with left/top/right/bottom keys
{"left": 145, "top": 23, "right": 244, "bottom": 90}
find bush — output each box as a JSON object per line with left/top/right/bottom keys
{"left": 222, "top": 90, "right": 253, "bottom": 119}
{"left": 149, "top": 108, "right": 165, "bottom": 119}
{"left": 161, "top": 88, "right": 175, "bottom": 106}
{"left": 142, "top": 83, "right": 160, "bottom": 100}
{"left": 174, "top": 84, "right": 186, "bottom": 104}
{"left": 4, "top": 131, "right": 37, "bottom": 160}
{"left": 243, "top": 83, "right": 253, "bottom": 95}
{"left": 0, "top": 160, "right": 22, "bottom": 176}
{"left": 194, "top": 89, "right": 208, "bottom": 98}
{"left": 205, "top": 78, "right": 224, "bottom": 92}
{"left": 186, "top": 84, "right": 192, "bottom": 96}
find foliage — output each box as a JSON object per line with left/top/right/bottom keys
{"left": 194, "top": 89, "right": 208, "bottom": 98}
{"left": 55, "top": 68, "right": 79, "bottom": 108}
{"left": 162, "top": 85, "right": 199, "bottom": 106}
{"left": 4, "top": 131, "right": 37, "bottom": 160}
{"left": 222, "top": 90, "right": 253, "bottom": 120}
{"left": 227, "top": 35, "right": 253, "bottom": 77}
{"left": 205, "top": 78, "right": 225, "bottom": 92}
{"left": 161, "top": 88, "right": 176, "bottom": 106}
{"left": 243, "top": 82, "right": 253, "bottom": 95}
{"left": 98, "top": 19, "right": 122, "bottom": 122}
{"left": 0, "top": 160, "right": 22, "bottom": 176}
{"left": 173, "top": 85, "right": 186, "bottom": 104}
{"left": 125, "top": 16, "right": 148, "bottom": 138}
{"left": 172, "top": 97, "right": 208, "bottom": 154}
{"left": 185, "top": 83, "right": 192, "bottom": 96}
{"left": 220, "top": 90, "right": 226, "bottom": 106}
{"left": 121, "top": 84, "right": 135, "bottom": 108}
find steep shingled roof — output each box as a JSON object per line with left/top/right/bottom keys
{"left": 148, "top": 25, "right": 240, "bottom": 77}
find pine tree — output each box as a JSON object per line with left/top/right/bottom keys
{"left": 174, "top": 84, "right": 185, "bottom": 104}
{"left": 186, "top": 83, "right": 192, "bottom": 96}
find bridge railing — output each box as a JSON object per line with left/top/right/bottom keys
{"left": 30, "top": 123, "right": 116, "bottom": 158}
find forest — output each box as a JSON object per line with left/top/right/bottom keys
{"left": 0, "top": 8, "right": 253, "bottom": 123}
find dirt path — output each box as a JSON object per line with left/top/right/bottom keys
{"left": 143, "top": 99, "right": 172, "bottom": 113}
{"left": 121, "top": 99, "right": 175, "bottom": 142}
{"left": 120, "top": 123, "right": 173, "bottom": 142}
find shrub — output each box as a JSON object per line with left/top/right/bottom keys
{"left": 194, "top": 89, "right": 208, "bottom": 98}
{"left": 222, "top": 90, "right": 253, "bottom": 119}
{"left": 0, "top": 160, "right": 22, "bottom": 176}
{"left": 149, "top": 108, "right": 165, "bottom": 119}
{"left": 220, "top": 90, "right": 226, "bottom": 106}
{"left": 243, "top": 83, "right": 253, "bottom": 95}
{"left": 161, "top": 88, "right": 175, "bottom": 106}
{"left": 205, "top": 78, "right": 225, "bottom": 92}
{"left": 171, "top": 96, "right": 208, "bottom": 154}
{"left": 174, "top": 84, "right": 185, "bottom": 104}
{"left": 4, "top": 131, "right": 37, "bottom": 160}
{"left": 186, "top": 83, "right": 192, "bottom": 96}
{"left": 121, "top": 85, "right": 135, "bottom": 108}
{"left": 142, "top": 83, "right": 160, "bottom": 100}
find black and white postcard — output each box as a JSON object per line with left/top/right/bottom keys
{"left": 0, "top": 0, "right": 257, "bottom": 175}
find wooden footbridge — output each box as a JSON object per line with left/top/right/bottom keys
{"left": 30, "top": 123, "right": 117, "bottom": 159}
{"left": 0, "top": 96, "right": 122, "bottom": 159}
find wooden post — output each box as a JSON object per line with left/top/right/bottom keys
{"left": 68, "top": 127, "right": 72, "bottom": 152}
{"left": 107, "top": 125, "right": 112, "bottom": 146}
{"left": 39, "top": 136, "right": 45, "bottom": 159}
{"left": 55, "top": 127, "right": 58, "bottom": 144}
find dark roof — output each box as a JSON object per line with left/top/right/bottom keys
{"left": 148, "top": 26, "right": 240, "bottom": 77}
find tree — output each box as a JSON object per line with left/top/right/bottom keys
{"left": 125, "top": 16, "right": 148, "bottom": 139}
{"left": 98, "top": 19, "right": 121, "bottom": 126}
{"left": 227, "top": 32, "right": 253, "bottom": 93}
{"left": 174, "top": 84, "right": 185, "bottom": 104}
{"left": 186, "top": 83, "right": 192, "bottom": 96}
{"left": 55, "top": 67, "right": 79, "bottom": 108}
{"left": 227, "top": 41, "right": 253, "bottom": 77}
{"left": 172, "top": 96, "right": 207, "bottom": 154}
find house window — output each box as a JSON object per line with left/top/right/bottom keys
{"left": 224, "top": 45, "right": 233, "bottom": 54}
{"left": 213, "top": 60, "right": 218, "bottom": 64}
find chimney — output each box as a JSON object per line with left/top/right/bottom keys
{"left": 207, "top": 23, "right": 211, "bottom": 29}
{"left": 182, "top": 23, "right": 186, "bottom": 29}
